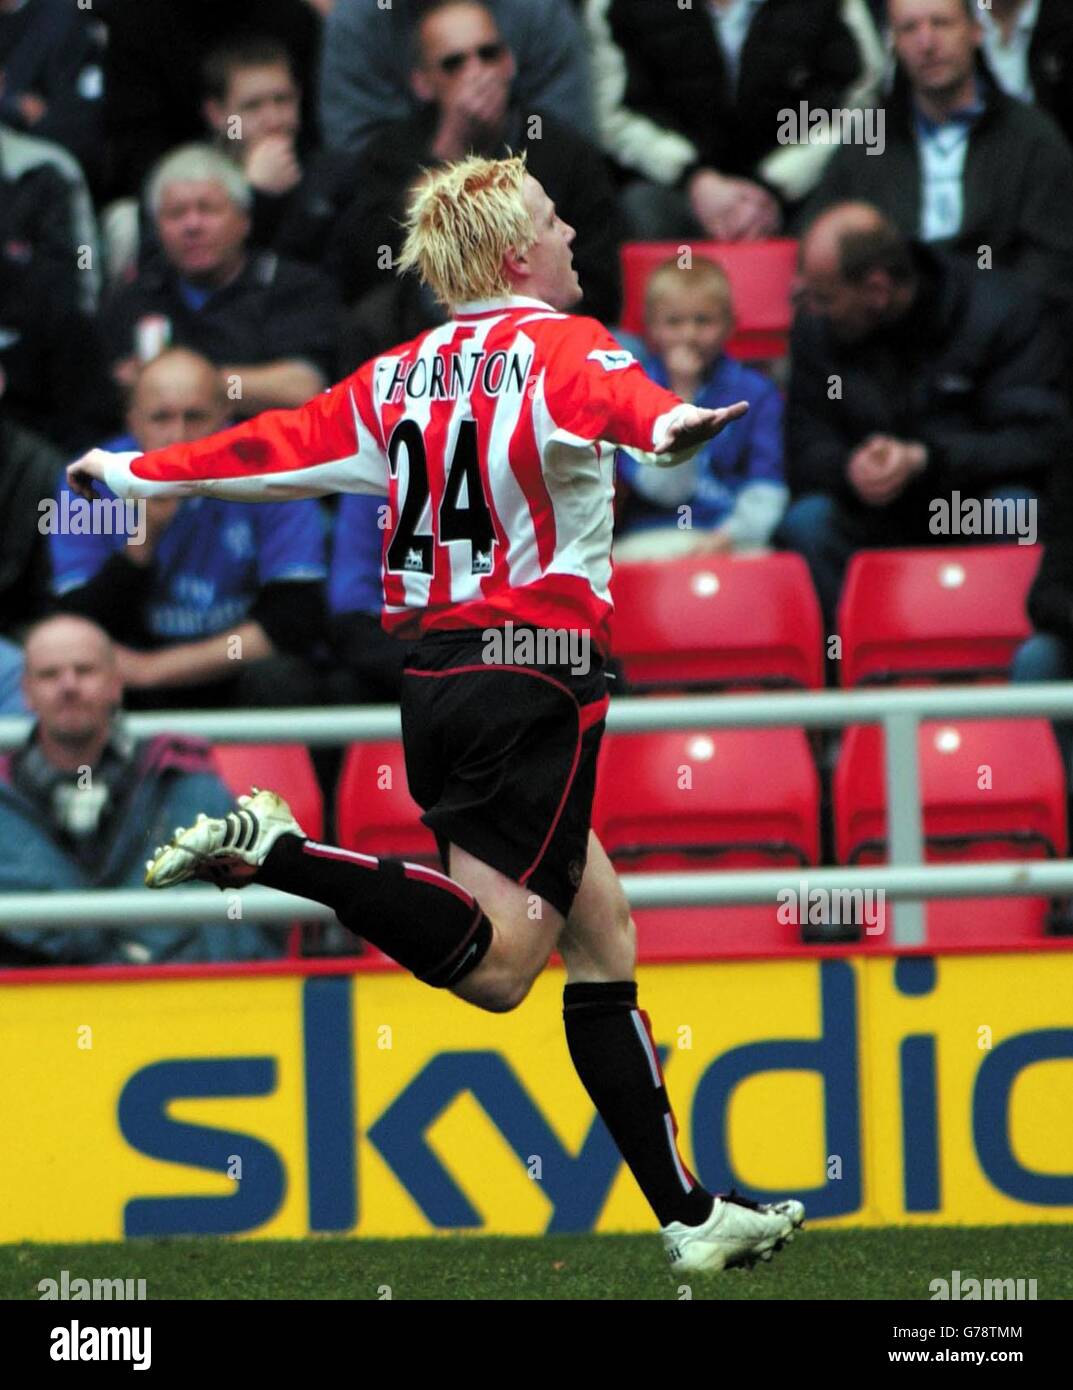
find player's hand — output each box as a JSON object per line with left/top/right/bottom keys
{"left": 66, "top": 449, "right": 112, "bottom": 500}
{"left": 653, "top": 401, "right": 748, "bottom": 456}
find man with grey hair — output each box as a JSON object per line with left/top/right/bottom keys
{"left": 99, "top": 143, "right": 338, "bottom": 420}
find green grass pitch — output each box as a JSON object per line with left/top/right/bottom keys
{"left": 1, "top": 1227, "right": 1069, "bottom": 1300}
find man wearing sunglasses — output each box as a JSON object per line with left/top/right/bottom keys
{"left": 325, "top": 0, "right": 621, "bottom": 324}
{"left": 319, "top": 0, "right": 593, "bottom": 154}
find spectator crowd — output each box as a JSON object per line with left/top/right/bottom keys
{"left": 2, "top": 0, "right": 1073, "bottom": 964}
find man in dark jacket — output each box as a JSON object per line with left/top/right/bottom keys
{"left": 1012, "top": 458, "right": 1073, "bottom": 774}
{"left": 977, "top": 0, "right": 1073, "bottom": 151}
{"left": 0, "top": 614, "right": 285, "bottom": 965}
{"left": 585, "top": 0, "right": 880, "bottom": 239}
{"left": 0, "top": 0, "right": 105, "bottom": 186}
{"left": 0, "top": 414, "right": 65, "bottom": 637}
{"left": 325, "top": 0, "right": 621, "bottom": 324}
{"left": 809, "top": 0, "right": 1073, "bottom": 320}
{"left": 776, "top": 201, "right": 1070, "bottom": 628}
{"left": 199, "top": 32, "right": 360, "bottom": 277}
{"left": 99, "top": 144, "right": 338, "bottom": 420}
{"left": 101, "top": 0, "right": 321, "bottom": 200}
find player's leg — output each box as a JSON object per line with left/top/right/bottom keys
{"left": 148, "top": 788, "right": 558, "bottom": 1007}
{"left": 557, "top": 834, "right": 805, "bottom": 1271}
{"left": 249, "top": 825, "right": 511, "bottom": 997}
{"left": 441, "top": 842, "right": 564, "bottom": 1011}
{"left": 554, "top": 832, "right": 715, "bottom": 1229}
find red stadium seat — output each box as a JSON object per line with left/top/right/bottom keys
{"left": 594, "top": 728, "right": 819, "bottom": 955}
{"left": 837, "top": 546, "right": 1041, "bottom": 687}
{"left": 834, "top": 719, "right": 1066, "bottom": 864}
{"left": 834, "top": 720, "right": 1066, "bottom": 947}
{"left": 336, "top": 739, "right": 439, "bottom": 866}
{"left": 211, "top": 743, "right": 324, "bottom": 841}
{"left": 861, "top": 898, "right": 1051, "bottom": 950}
{"left": 611, "top": 552, "right": 823, "bottom": 690}
{"left": 618, "top": 239, "right": 798, "bottom": 357}
{"left": 630, "top": 906, "right": 802, "bottom": 961}
{"left": 594, "top": 728, "right": 820, "bottom": 870}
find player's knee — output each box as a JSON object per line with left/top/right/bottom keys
{"left": 473, "top": 978, "right": 531, "bottom": 1014}
{"left": 620, "top": 909, "right": 638, "bottom": 972}
{"left": 606, "top": 903, "right": 637, "bottom": 976}
{"left": 455, "top": 964, "right": 535, "bottom": 1014}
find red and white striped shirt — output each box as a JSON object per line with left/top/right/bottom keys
{"left": 100, "top": 295, "right": 692, "bottom": 653}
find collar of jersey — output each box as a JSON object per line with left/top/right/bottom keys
{"left": 454, "top": 295, "right": 555, "bottom": 318}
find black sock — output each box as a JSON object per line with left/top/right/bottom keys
{"left": 563, "top": 980, "right": 714, "bottom": 1228}
{"left": 258, "top": 834, "right": 491, "bottom": 987}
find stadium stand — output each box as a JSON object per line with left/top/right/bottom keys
{"left": 835, "top": 719, "right": 1067, "bottom": 865}
{"left": 594, "top": 728, "right": 820, "bottom": 958}
{"left": 5, "top": 0, "right": 1071, "bottom": 975}
{"left": 336, "top": 739, "right": 439, "bottom": 867}
{"left": 837, "top": 546, "right": 1041, "bottom": 687}
{"left": 611, "top": 553, "right": 824, "bottom": 691}
{"left": 594, "top": 729, "right": 820, "bottom": 871}
{"left": 834, "top": 718, "right": 1067, "bottom": 945}
{"left": 211, "top": 742, "right": 324, "bottom": 843}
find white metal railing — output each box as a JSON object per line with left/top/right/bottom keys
{"left": 3, "top": 681, "right": 1073, "bottom": 948}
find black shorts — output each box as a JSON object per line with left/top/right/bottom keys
{"left": 400, "top": 627, "right": 610, "bottom": 918}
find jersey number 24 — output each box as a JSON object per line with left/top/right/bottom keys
{"left": 386, "top": 418, "right": 497, "bottom": 577}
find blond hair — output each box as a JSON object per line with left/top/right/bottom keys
{"left": 645, "top": 255, "right": 734, "bottom": 324}
{"left": 396, "top": 153, "right": 535, "bottom": 309}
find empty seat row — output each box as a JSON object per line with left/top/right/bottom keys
{"left": 210, "top": 718, "right": 1066, "bottom": 958}
{"left": 611, "top": 546, "right": 1041, "bottom": 691}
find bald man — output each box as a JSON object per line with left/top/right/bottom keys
{"left": 775, "top": 200, "right": 1070, "bottom": 632}
{"left": 806, "top": 0, "right": 1073, "bottom": 320}
{"left": 49, "top": 348, "right": 328, "bottom": 712}
{"left": 0, "top": 613, "right": 283, "bottom": 965}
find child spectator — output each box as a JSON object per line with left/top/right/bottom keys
{"left": 614, "top": 256, "right": 786, "bottom": 561}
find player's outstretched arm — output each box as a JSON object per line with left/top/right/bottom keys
{"left": 66, "top": 370, "right": 390, "bottom": 503}
{"left": 651, "top": 401, "right": 749, "bottom": 458}
{"left": 68, "top": 449, "right": 141, "bottom": 500}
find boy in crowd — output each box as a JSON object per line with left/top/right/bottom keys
{"left": 614, "top": 258, "right": 786, "bottom": 561}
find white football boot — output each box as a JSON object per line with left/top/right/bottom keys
{"left": 662, "top": 1190, "right": 805, "bottom": 1274}
{"left": 144, "top": 788, "right": 305, "bottom": 889}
